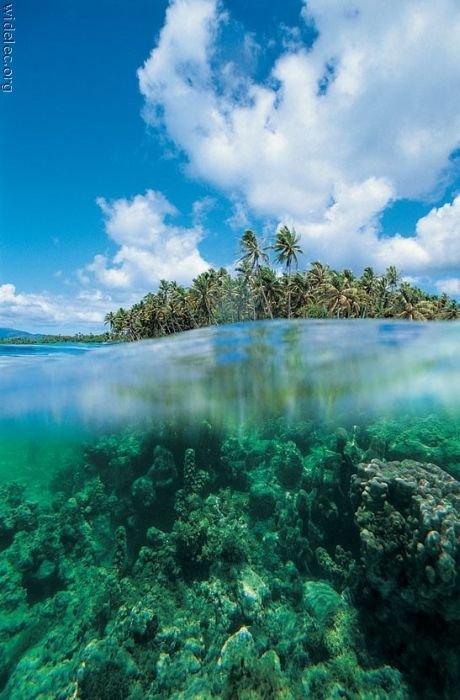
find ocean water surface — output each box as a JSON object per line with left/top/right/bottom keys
{"left": 0, "top": 321, "right": 459, "bottom": 698}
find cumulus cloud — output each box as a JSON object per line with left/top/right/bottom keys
{"left": 0, "top": 283, "right": 111, "bottom": 332}
{"left": 1, "top": 189, "right": 212, "bottom": 332}
{"left": 298, "top": 188, "right": 460, "bottom": 279}
{"left": 436, "top": 278, "right": 460, "bottom": 296}
{"left": 138, "top": 0, "right": 460, "bottom": 276}
{"left": 374, "top": 195, "right": 460, "bottom": 274}
{"left": 83, "top": 190, "right": 211, "bottom": 291}
{"left": 295, "top": 177, "right": 395, "bottom": 268}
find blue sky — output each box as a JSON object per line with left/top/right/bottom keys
{"left": 1, "top": 0, "right": 459, "bottom": 332}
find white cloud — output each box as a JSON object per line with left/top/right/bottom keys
{"left": 225, "top": 197, "right": 251, "bottom": 230}
{"left": 296, "top": 187, "right": 460, "bottom": 277}
{"left": 83, "top": 190, "right": 211, "bottom": 291}
{"left": 374, "top": 195, "right": 460, "bottom": 274}
{"left": 138, "top": 0, "right": 460, "bottom": 276}
{"left": 1, "top": 189, "right": 212, "bottom": 332}
{"left": 436, "top": 278, "right": 460, "bottom": 297}
{"left": 7, "top": 0, "right": 460, "bottom": 332}
{"left": 295, "top": 177, "right": 395, "bottom": 268}
{"left": 192, "top": 196, "right": 215, "bottom": 224}
{"left": 0, "top": 283, "right": 111, "bottom": 332}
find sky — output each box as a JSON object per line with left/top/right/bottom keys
{"left": 1, "top": 0, "right": 459, "bottom": 333}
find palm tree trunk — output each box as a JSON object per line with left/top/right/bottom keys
{"left": 260, "top": 284, "right": 273, "bottom": 319}
{"left": 287, "top": 266, "right": 291, "bottom": 319}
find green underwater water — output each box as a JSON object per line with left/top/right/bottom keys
{"left": 0, "top": 321, "right": 459, "bottom": 699}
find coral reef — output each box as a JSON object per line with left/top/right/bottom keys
{"left": 352, "top": 458, "right": 460, "bottom": 619}
{"left": 1, "top": 416, "right": 459, "bottom": 698}
{"left": 352, "top": 458, "right": 460, "bottom": 697}
{"left": 364, "top": 415, "right": 460, "bottom": 478}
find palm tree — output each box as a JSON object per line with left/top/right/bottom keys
{"left": 359, "top": 267, "right": 380, "bottom": 317}
{"left": 239, "top": 230, "right": 269, "bottom": 271}
{"left": 252, "top": 266, "right": 281, "bottom": 318}
{"left": 190, "top": 270, "right": 219, "bottom": 326}
{"left": 214, "top": 272, "right": 238, "bottom": 324}
{"left": 271, "top": 226, "right": 303, "bottom": 318}
{"left": 239, "top": 230, "right": 273, "bottom": 319}
{"left": 437, "top": 303, "right": 459, "bottom": 320}
{"left": 436, "top": 294, "right": 460, "bottom": 320}
{"left": 342, "top": 268, "right": 357, "bottom": 286}
{"left": 384, "top": 265, "right": 401, "bottom": 292}
{"left": 112, "top": 307, "right": 129, "bottom": 335}
{"left": 125, "top": 306, "right": 144, "bottom": 341}
{"left": 142, "top": 293, "right": 165, "bottom": 336}
{"left": 104, "top": 311, "right": 116, "bottom": 334}
{"left": 320, "top": 274, "right": 364, "bottom": 318}
{"left": 288, "top": 272, "right": 316, "bottom": 317}
{"left": 235, "top": 259, "right": 257, "bottom": 320}
{"left": 306, "top": 262, "right": 331, "bottom": 291}
{"left": 391, "top": 283, "right": 435, "bottom": 320}
{"left": 167, "top": 283, "right": 195, "bottom": 332}
{"left": 103, "top": 254, "right": 457, "bottom": 340}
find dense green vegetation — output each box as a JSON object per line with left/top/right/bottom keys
{"left": 105, "top": 228, "right": 459, "bottom": 341}
{"left": 0, "top": 333, "right": 111, "bottom": 345}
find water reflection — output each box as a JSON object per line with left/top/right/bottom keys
{"left": 0, "top": 320, "right": 459, "bottom": 431}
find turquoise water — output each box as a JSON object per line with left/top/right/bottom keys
{"left": 0, "top": 343, "right": 107, "bottom": 495}
{"left": 0, "top": 321, "right": 459, "bottom": 698}
{"left": 1, "top": 321, "right": 458, "bottom": 427}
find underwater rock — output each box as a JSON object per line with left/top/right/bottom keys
{"left": 76, "top": 638, "right": 138, "bottom": 700}
{"left": 219, "top": 437, "right": 251, "bottom": 488}
{"left": 147, "top": 445, "right": 178, "bottom": 492}
{"left": 173, "top": 492, "right": 250, "bottom": 572}
{"left": 271, "top": 440, "right": 304, "bottom": 489}
{"left": 249, "top": 482, "right": 277, "bottom": 519}
{"left": 217, "top": 626, "right": 256, "bottom": 672}
{"left": 113, "top": 526, "right": 128, "bottom": 578}
{"left": 301, "top": 651, "right": 409, "bottom": 700}
{"left": 195, "top": 576, "right": 240, "bottom": 636}
{"left": 183, "top": 447, "right": 208, "bottom": 494}
{"left": 0, "top": 484, "right": 38, "bottom": 549}
{"left": 275, "top": 494, "right": 313, "bottom": 573}
{"left": 303, "top": 580, "right": 343, "bottom": 626}
{"left": 84, "top": 431, "right": 147, "bottom": 495}
{"left": 352, "top": 458, "right": 460, "bottom": 620}
{"left": 221, "top": 643, "right": 295, "bottom": 700}
{"left": 237, "top": 565, "right": 270, "bottom": 621}
{"left": 130, "top": 476, "right": 156, "bottom": 510}
{"left": 1, "top": 565, "right": 123, "bottom": 699}
{"left": 127, "top": 600, "right": 158, "bottom": 643}
{"left": 32, "top": 558, "right": 57, "bottom": 584}
{"left": 334, "top": 427, "right": 349, "bottom": 454}
{"left": 365, "top": 415, "right": 460, "bottom": 477}
{"left": 315, "top": 545, "right": 356, "bottom": 590}
{"left": 74, "top": 477, "right": 108, "bottom": 519}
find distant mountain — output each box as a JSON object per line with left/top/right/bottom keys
{"left": 0, "top": 327, "right": 44, "bottom": 339}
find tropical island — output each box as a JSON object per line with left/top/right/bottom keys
{"left": 1, "top": 228, "right": 458, "bottom": 345}
{"left": 103, "top": 228, "right": 459, "bottom": 341}
{"left": 3, "top": 2, "right": 460, "bottom": 699}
